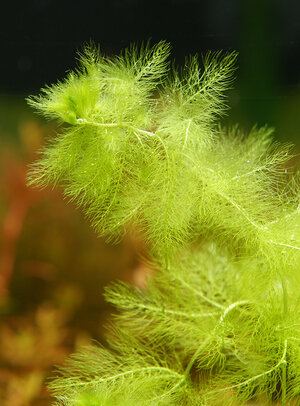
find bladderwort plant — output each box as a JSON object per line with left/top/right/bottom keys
{"left": 27, "top": 42, "right": 300, "bottom": 405}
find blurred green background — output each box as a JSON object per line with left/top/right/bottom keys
{"left": 1, "top": 0, "right": 299, "bottom": 404}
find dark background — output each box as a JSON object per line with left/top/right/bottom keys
{"left": 1, "top": 0, "right": 300, "bottom": 137}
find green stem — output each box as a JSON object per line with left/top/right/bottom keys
{"left": 280, "top": 274, "right": 288, "bottom": 316}
{"left": 218, "top": 300, "right": 250, "bottom": 323}
{"left": 57, "top": 366, "right": 183, "bottom": 388}
{"left": 280, "top": 273, "right": 288, "bottom": 406}
{"left": 207, "top": 340, "right": 288, "bottom": 396}
{"left": 174, "top": 275, "right": 225, "bottom": 310}
{"left": 281, "top": 360, "right": 287, "bottom": 406}
{"left": 184, "top": 338, "right": 211, "bottom": 379}
{"left": 76, "top": 118, "right": 155, "bottom": 137}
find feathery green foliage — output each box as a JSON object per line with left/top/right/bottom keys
{"left": 28, "top": 42, "right": 300, "bottom": 405}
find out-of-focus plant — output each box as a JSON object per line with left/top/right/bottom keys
{"left": 27, "top": 42, "right": 300, "bottom": 405}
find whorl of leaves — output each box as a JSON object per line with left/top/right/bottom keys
{"left": 49, "top": 245, "right": 300, "bottom": 405}
{"left": 28, "top": 42, "right": 300, "bottom": 405}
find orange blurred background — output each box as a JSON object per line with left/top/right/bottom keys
{"left": 0, "top": 108, "right": 150, "bottom": 405}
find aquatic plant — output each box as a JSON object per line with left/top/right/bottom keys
{"left": 27, "top": 41, "right": 300, "bottom": 405}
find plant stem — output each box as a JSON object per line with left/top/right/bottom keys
{"left": 280, "top": 273, "right": 288, "bottom": 316}
{"left": 207, "top": 340, "right": 288, "bottom": 396}
{"left": 280, "top": 273, "right": 288, "bottom": 406}
{"left": 282, "top": 360, "right": 287, "bottom": 406}
{"left": 184, "top": 338, "right": 211, "bottom": 379}
{"left": 76, "top": 118, "right": 155, "bottom": 136}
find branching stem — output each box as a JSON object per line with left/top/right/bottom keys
{"left": 269, "top": 240, "right": 300, "bottom": 251}
{"left": 174, "top": 275, "right": 225, "bottom": 309}
{"left": 76, "top": 118, "right": 155, "bottom": 137}
{"left": 184, "top": 337, "right": 211, "bottom": 379}
{"left": 280, "top": 274, "right": 288, "bottom": 406}
{"left": 231, "top": 166, "right": 271, "bottom": 180}
{"left": 59, "top": 366, "right": 183, "bottom": 388}
{"left": 184, "top": 119, "right": 192, "bottom": 146}
{"left": 218, "top": 300, "right": 250, "bottom": 323}
{"left": 183, "top": 302, "right": 250, "bottom": 384}
{"left": 128, "top": 300, "right": 218, "bottom": 319}
{"left": 207, "top": 340, "right": 288, "bottom": 396}
{"left": 151, "top": 378, "right": 186, "bottom": 401}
